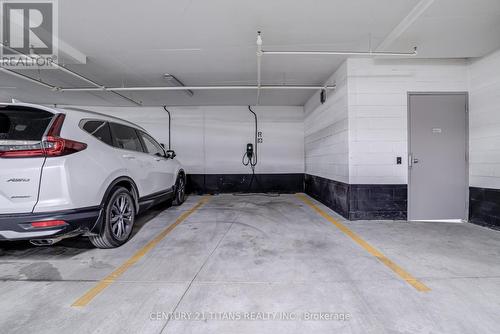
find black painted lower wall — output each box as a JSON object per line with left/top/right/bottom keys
{"left": 349, "top": 184, "right": 408, "bottom": 220}
{"left": 304, "top": 174, "right": 350, "bottom": 218}
{"left": 187, "top": 173, "right": 408, "bottom": 220}
{"left": 186, "top": 173, "right": 499, "bottom": 226}
{"left": 187, "top": 173, "right": 304, "bottom": 194}
{"left": 304, "top": 177, "right": 500, "bottom": 225}
{"left": 304, "top": 174, "right": 407, "bottom": 220}
{"left": 469, "top": 187, "right": 500, "bottom": 230}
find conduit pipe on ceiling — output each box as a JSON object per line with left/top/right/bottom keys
{"left": 58, "top": 85, "right": 336, "bottom": 92}
{"left": 255, "top": 32, "right": 417, "bottom": 103}
{"left": 3, "top": 32, "right": 406, "bottom": 100}
{"left": 261, "top": 47, "right": 418, "bottom": 57}
{"left": 0, "top": 43, "right": 142, "bottom": 106}
{"left": 0, "top": 67, "right": 57, "bottom": 90}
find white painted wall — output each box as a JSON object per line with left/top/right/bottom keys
{"left": 69, "top": 51, "right": 500, "bottom": 190}
{"left": 304, "top": 62, "right": 349, "bottom": 183}
{"left": 468, "top": 49, "right": 500, "bottom": 189}
{"left": 347, "top": 58, "right": 468, "bottom": 184}
{"left": 69, "top": 105, "right": 304, "bottom": 175}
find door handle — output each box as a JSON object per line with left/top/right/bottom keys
{"left": 122, "top": 154, "right": 136, "bottom": 160}
{"left": 408, "top": 154, "right": 420, "bottom": 167}
{"left": 409, "top": 154, "right": 419, "bottom": 168}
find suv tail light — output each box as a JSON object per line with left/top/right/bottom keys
{"left": 42, "top": 135, "right": 88, "bottom": 157}
{"left": 0, "top": 144, "right": 45, "bottom": 158}
{"left": 0, "top": 114, "right": 87, "bottom": 158}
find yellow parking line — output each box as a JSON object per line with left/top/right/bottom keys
{"left": 72, "top": 196, "right": 210, "bottom": 307}
{"left": 296, "top": 193, "right": 430, "bottom": 292}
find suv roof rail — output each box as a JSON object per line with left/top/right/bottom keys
{"left": 62, "top": 107, "right": 146, "bottom": 131}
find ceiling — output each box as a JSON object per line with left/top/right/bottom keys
{"left": 1, "top": 0, "right": 499, "bottom": 106}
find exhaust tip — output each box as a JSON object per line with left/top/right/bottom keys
{"left": 29, "top": 239, "right": 60, "bottom": 246}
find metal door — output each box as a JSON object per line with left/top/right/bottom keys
{"left": 408, "top": 93, "right": 468, "bottom": 221}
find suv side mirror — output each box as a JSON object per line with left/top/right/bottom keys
{"left": 166, "top": 150, "right": 176, "bottom": 159}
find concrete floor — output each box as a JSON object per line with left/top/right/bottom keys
{"left": 1, "top": 194, "right": 500, "bottom": 333}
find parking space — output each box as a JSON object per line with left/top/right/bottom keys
{"left": 2, "top": 194, "right": 500, "bottom": 333}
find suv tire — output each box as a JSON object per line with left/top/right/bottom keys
{"left": 172, "top": 174, "right": 186, "bottom": 206}
{"left": 90, "top": 187, "right": 136, "bottom": 248}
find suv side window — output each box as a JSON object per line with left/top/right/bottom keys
{"left": 109, "top": 123, "right": 144, "bottom": 152}
{"left": 139, "top": 131, "right": 165, "bottom": 157}
{"left": 81, "top": 120, "right": 113, "bottom": 146}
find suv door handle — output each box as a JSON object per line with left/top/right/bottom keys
{"left": 122, "top": 154, "right": 136, "bottom": 160}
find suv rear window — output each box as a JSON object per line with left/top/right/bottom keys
{"left": 81, "top": 120, "right": 113, "bottom": 146}
{"left": 0, "top": 106, "right": 53, "bottom": 141}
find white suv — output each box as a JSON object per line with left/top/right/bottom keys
{"left": 0, "top": 103, "right": 186, "bottom": 248}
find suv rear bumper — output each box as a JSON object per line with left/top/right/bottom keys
{"left": 0, "top": 206, "right": 102, "bottom": 241}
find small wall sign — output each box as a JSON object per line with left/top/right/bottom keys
{"left": 432, "top": 128, "right": 442, "bottom": 134}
